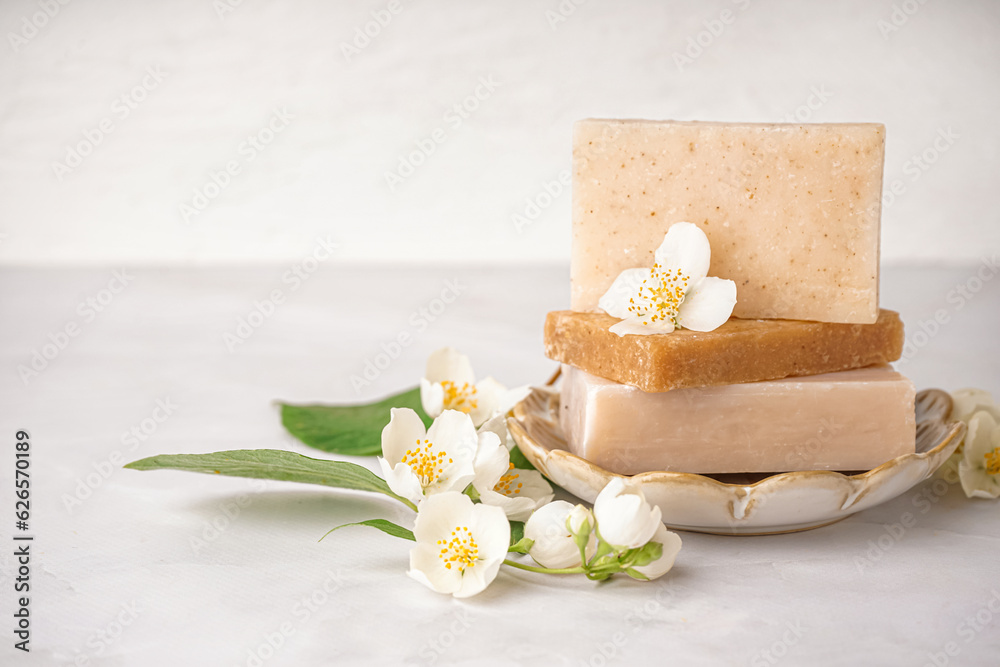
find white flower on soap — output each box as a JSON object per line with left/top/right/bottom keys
{"left": 598, "top": 222, "right": 737, "bottom": 336}
{"left": 524, "top": 501, "right": 597, "bottom": 569}
{"left": 408, "top": 491, "right": 510, "bottom": 598}
{"left": 472, "top": 436, "right": 553, "bottom": 521}
{"left": 420, "top": 347, "right": 528, "bottom": 427}
{"left": 378, "top": 408, "right": 479, "bottom": 506}
{"left": 957, "top": 409, "right": 1000, "bottom": 499}
{"left": 592, "top": 477, "right": 663, "bottom": 549}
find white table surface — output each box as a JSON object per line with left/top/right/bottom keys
{"left": 1, "top": 263, "right": 999, "bottom": 666}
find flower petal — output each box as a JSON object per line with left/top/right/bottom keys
{"left": 598, "top": 268, "right": 654, "bottom": 319}
{"left": 477, "top": 491, "right": 539, "bottom": 523}
{"left": 958, "top": 411, "right": 1000, "bottom": 499}
{"left": 420, "top": 378, "right": 445, "bottom": 418}
{"left": 470, "top": 376, "right": 507, "bottom": 426}
{"left": 609, "top": 316, "right": 673, "bottom": 337}
{"left": 423, "top": 410, "right": 479, "bottom": 495}
{"left": 962, "top": 411, "right": 999, "bottom": 461}
{"left": 411, "top": 492, "right": 473, "bottom": 543}
{"left": 958, "top": 459, "right": 1000, "bottom": 499}
{"left": 478, "top": 414, "right": 517, "bottom": 451}
{"left": 478, "top": 468, "right": 553, "bottom": 522}
{"left": 408, "top": 543, "right": 461, "bottom": 595}
{"left": 426, "top": 410, "right": 479, "bottom": 460}
{"left": 380, "top": 407, "right": 427, "bottom": 464}
{"left": 524, "top": 501, "right": 596, "bottom": 569}
{"left": 456, "top": 503, "right": 510, "bottom": 598}
{"left": 468, "top": 502, "right": 513, "bottom": 561}
{"left": 472, "top": 431, "right": 510, "bottom": 492}
{"left": 593, "top": 478, "right": 662, "bottom": 549}
{"left": 632, "top": 524, "right": 683, "bottom": 580}
{"left": 425, "top": 347, "right": 475, "bottom": 385}
{"left": 951, "top": 388, "right": 1000, "bottom": 423}
{"left": 676, "top": 276, "right": 737, "bottom": 332}
{"left": 379, "top": 459, "right": 427, "bottom": 506}
{"left": 654, "top": 222, "right": 711, "bottom": 285}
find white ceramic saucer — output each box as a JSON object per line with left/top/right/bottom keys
{"left": 507, "top": 387, "right": 965, "bottom": 535}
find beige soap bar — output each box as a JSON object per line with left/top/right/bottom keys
{"left": 572, "top": 119, "right": 885, "bottom": 324}
{"left": 560, "top": 365, "right": 915, "bottom": 475}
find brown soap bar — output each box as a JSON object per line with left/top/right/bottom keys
{"left": 545, "top": 309, "right": 904, "bottom": 393}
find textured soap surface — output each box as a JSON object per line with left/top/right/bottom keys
{"left": 560, "top": 365, "right": 916, "bottom": 475}
{"left": 545, "top": 309, "right": 904, "bottom": 392}
{"left": 571, "top": 119, "right": 885, "bottom": 323}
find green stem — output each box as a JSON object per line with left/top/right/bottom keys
{"left": 502, "top": 559, "right": 586, "bottom": 575}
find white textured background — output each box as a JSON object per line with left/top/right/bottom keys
{"left": 0, "top": 0, "right": 998, "bottom": 266}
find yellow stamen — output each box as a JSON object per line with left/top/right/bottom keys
{"left": 494, "top": 462, "right": 523, "bottom": 496}
{"left": 985, "top": 448, "right": 1000, "bottom": 475}
{"left": 626, "top": 262, "right": 690, "bottom": 327}
{"left": 401, "top": 438, "right": 450, "bottom": 487}
{"left": 436, "top": 526, "right": 479, "bottom": 572}
{"left": 441, "top": 381, "right": 479, "bottom": 413}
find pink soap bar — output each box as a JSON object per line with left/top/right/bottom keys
{"left": 559, "top": 365, "right": 915, "bottom": 475}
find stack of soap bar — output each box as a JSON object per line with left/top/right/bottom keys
{"left": 545, "top": 309, "right": 904, "bottom": 392}
{"left": 560, "top": 365, "right": 916, "bottom": 475}
{"left": 572, "top": 119, "right": 886, "bottom": 324}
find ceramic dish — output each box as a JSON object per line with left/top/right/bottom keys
{"left": 507, "top": 387, "right": 965, "bottom": 535}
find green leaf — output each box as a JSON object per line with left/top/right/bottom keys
{"left": 321, "top": 519, "right": 415, "bottom": 542}
{"left": 626, "top": 541, "right": 663, "bottom": 568}
{"left": 510, "top": 520, "right": 525, "bottom": 546}
{"left": 508, "top": 445, "right": 537, "bottom": 471}
{"left": 279, "top": 387, "right": 431, "bottom": 456}
{"left": 124, "top": 449, "right": 416, "bottom": 510}
{"left": 508, "top": 536, "right": 534, "bottom": 555}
